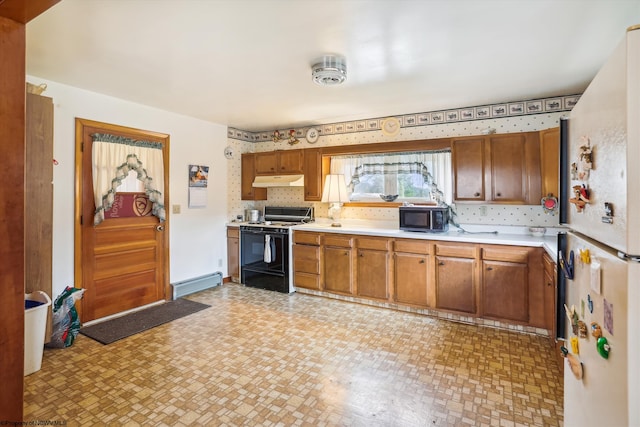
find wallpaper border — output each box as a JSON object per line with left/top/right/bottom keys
{"left": 227, "top": 94, "right": 579, "bottom": 142}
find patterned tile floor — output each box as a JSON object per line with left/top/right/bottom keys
{"left": 24, "top": 284, "right": 563, "bottom": 426}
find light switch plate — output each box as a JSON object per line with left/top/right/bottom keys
{"left": 172, "top": 204, "right": 181, "bottom": 214}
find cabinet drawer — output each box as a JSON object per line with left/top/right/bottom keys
{"left": 322, "top": 234, "right": 353, "bottom": 248}
{"left": 227, "top": 227, "right": 239, "bottom": 238}
{"left": 436, "top": 244, "right": 476, "bottom": 258}
{"left": 542, "top": 252, "right": 556, "bottom": 276}
{"left": 294, "top": 272, "right": 320, "bottom": 290}
{"left": 294, "top": 231, "right": 321, "bottom": 245}
{"left": 482, "top": 246, "right": 529, "bottom": 263}
{"left": 295, "top": 257, "right": 319, "bottom": 274}
{"left": 394, "top": 239, "right": 432, "bottom": 254}
{"left": 356, "top": 237, "right": 390, "bottom": 251}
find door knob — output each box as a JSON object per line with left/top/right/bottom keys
{"left": 156, "top": 225, "right": 164, "bottom": 232}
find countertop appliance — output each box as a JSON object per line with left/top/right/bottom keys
{"left": 240, "top": 206, "right": 313, "bottom": 293}
{"left": 399, "top": 205, "right": 449, "bottom": 232}
{"left": 559, "top": 26, "right": 640, "bottom": 427}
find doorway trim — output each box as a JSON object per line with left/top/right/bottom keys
{"left": 74, "top": 118, "right": 171, "bottom": 319}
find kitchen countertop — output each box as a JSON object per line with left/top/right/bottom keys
{"left": 228, "top": 219, "right": 561, "bottom": 260}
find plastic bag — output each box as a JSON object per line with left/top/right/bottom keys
{"left": 48, "top": 286, "right": 85, "bottom": 348}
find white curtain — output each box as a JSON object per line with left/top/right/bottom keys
{"left": 330, "top": 150, "right": 452, "bottom": 204}
{"left": 91, "top": 133, "right": 165, "bottom": 226}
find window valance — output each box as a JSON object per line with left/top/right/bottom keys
{"left": 91, "top": 133, "right": 165, "bottom": 226}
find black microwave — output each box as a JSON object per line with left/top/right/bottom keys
{"left": 399, "top": 206, "right": 450, "bottom": 232}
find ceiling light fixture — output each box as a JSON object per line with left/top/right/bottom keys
{"left": 312, "top": 55, "right": 347, "bottom": 86}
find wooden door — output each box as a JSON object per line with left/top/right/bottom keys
{"left": 323, "top": 246, "right": 353, "bottom": 294}
{"left": 394, "top": 252, "right": 429, "bottom": 306}
{"left": 356, "top": 249, "right": 389, "bottom": 300}
{"left": 435, "top": 256, "right": 476, "bottom": 314}
{"left": 304, "top": 148, "right": 323, "bottom": 201}
{"left": 540, "top": 127, "right": 560, "bottom": 198}
{"left": 278, "top": 149, "right": 304, "bottom": 173}
{"left": 227, "top": 227, "right": 240, "bottom": 283}
{"left": 75, "top": 119, "right": 170, "bottom": 322}
{"left": 241, "top": 153, "right": 267, "bottom": 200}
{"left": 482, "top": 260, "right": 528, "bottom": 322}
{"left": 488, "top": 134, "right": 527, "bottom": 202}
{"left": 451, "top": 136, "right": 485, "bottom": 201}
{"left": 255, "top": 151, "right": 278, "bottom": 174}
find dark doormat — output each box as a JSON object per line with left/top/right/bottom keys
{"left": 80, "top": 299, "right": 210, "bottom": 345}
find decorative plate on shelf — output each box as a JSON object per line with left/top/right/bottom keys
{"left": 224, "top": 146, "right": 234, "bottom": 159}
{"left": 381, "top": 117, "right": 401, "bottom": 137}
{"left": 305, "top": 127, "right": 320, "bottom": 144}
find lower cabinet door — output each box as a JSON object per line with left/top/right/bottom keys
{"left": 482, "top": 260, "right": 528, "bottom": 322}
{"left": 323, "top": 246, "right": 353, "bottom": 295}
{"left": 356, "top": 249, "right": 389, "bottom": 300}
{"left": 435, "top": 256, "right": 476, "bottom": 314}
{"left": 394, "top": 252, "right": 429, "bottom": 307}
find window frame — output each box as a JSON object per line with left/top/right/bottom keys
{"left": 320, "top": 137, "right": 452, "bottom": 207}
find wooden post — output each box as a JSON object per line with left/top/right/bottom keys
{"left": 0, "top": 0, "right": 60, "bottom": 421}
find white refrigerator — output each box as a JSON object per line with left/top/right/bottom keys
{"left": 560, "top": 25, "right": 640, "bottom": 427}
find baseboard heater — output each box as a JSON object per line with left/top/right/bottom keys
{"left": 172, "top": 272, "right": 222, "bottom": 299}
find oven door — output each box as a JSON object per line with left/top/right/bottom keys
{"left": 240, "top": 228, "right": 289, "bottom": 292}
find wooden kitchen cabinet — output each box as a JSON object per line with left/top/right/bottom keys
{"left": 481, "top": 246, "right": 529, "bottom": 323}
{"left": 393, "top": 239, "right": 431, "bottom": 307}
{"left": 542, "top": 252, "right": 558, "bottom": 336}
{"left": 322, "top": 234, "right": 354, "bottom": 295}
{"left": 303, "top": 148, "right": 323, "bottom": 201}
{"left": 487, "top": 133, "right": 528, "bottom": 203}
{"left": 255, "top": 149, "right": 304, "bottom": 175}
{"left": 355, "top": 237, "right": 391, "bottom": 300}
{"left": 452, "top": 136, "right": 486, "bottom": 201}
{"left": 452, "top": 131, "right": 542, "bottom": 204}
{"left": 434, "top": 244, "right": 477, "bottom": 314}
{"left": 540, "top": 127, "right": 560, "bottom": 199}
{"left": 226, "top": 227, "right": 240, "bottom": 283}
{"left": 241, "top": 153, "right": 267, "bottom": 200}
{"left": 293, "top": 231, "right": 322, "bottom": 290}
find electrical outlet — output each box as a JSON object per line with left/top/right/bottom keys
{"left": 480, "top": 206, "right": 487, "bottom": 216}
{"left": 172, "top": 204, "right": 181, "bottom": 214}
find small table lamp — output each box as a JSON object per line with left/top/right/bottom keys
{"left": 321, "top": 174, "right": 349, "bottom": 227}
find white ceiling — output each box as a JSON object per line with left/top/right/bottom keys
{"left": 26, "top": 0, "right": 640, "bottom": 132}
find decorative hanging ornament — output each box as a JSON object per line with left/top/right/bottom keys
{"left": 569, "top": 184, "right": 590, "bottom": 213}
{"left": 577, "top": 136, "right": 593, "bottom": 180}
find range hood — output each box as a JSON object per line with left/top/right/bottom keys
{"left": 252, "top": 174, "right": 304, "bottom": 188}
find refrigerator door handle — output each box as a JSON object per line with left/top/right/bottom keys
{"left": 618, "top": 251, "right": 640, "bottom": 262}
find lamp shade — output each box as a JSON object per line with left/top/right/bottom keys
{"left": 321, "top": 174, "right": 350, "bottom": 203}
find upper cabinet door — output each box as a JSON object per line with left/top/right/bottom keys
{"left": 540, "top": 127, "right": 560, "bottom": 199}
{"left": 277, "top": 149, "right": 304, "bottom": 173}
{"left": 452, "top": 136, "right": 485, "bottom": 201}
{"left": 255, "top": 152, "right": 278, "bottom": 174}
{"left": 488, "top": 134, "right": 527, "bottom": 203}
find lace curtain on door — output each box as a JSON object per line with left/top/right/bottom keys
{"left": 91, "top": 133, "right": 165, "bottom": 226}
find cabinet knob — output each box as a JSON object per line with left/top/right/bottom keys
{"left": 344, "top": 251, "right": 349, "bottom": 256}
{"left": 547, "top": 282, "right": 552, "bottom": 287}
{"left": 438, "top": 261, "right": 445, "bottom": 266}
{"left": 359, "top": 252, "right": 364, "bottom": 257}
{"left": 486, "top": 267, "right": 493, "bottom": 271}
{"left": 474, "top": 192, "right": 480, "bottom": 197}
{"left": 496, "top": 192, "right": 502, "bottom": 197}
{"left": 419, "top": 259, "right": 425, "bottom": 264}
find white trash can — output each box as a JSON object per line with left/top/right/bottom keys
{"left": 24, "top": 291, "right": 51, "bottom": 376}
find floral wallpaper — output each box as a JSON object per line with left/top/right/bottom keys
{"left": 226, "top": 95, "right": 574, "bottom": 227}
